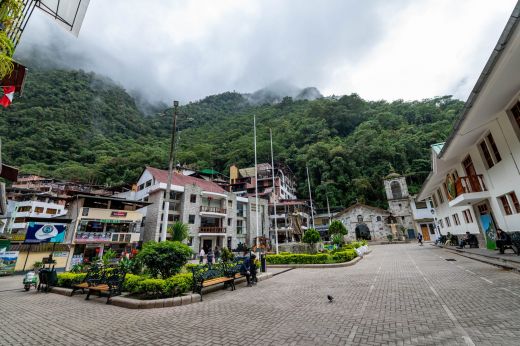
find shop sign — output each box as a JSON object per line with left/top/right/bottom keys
{"left": 100, "top": 219, "right": 121, "bottom": 224}
{"left": 71, "top": 254, "right": 84, "bottom": 266}
{"left": 75, "top": 232, "right": 112, "bottom": 243}
{"left": 0, "top": 251, "right": 19, "bottom": 275}
{"left": 52, "top": 251, "right": 69, "bottom": 257}
{"left": 111, "top": 211, "right": 127, "bottom": 217}
{"left": 25, "top": 223, "right": 67, "bottom": 244}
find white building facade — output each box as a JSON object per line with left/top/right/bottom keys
{"left": 418, "top": 6, "right": 520, "bottom": 249}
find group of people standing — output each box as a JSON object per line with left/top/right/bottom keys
{"left": 198, "top": 246, "right": 221, "bottom": 264}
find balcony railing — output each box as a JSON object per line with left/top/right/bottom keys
{"left": 455, "top": 175, "right": 487, "bottom": 197}
{"left": 199, "top": 227, "right": 226, "bottom": 233}
{"left": 200, "top": 206, "right": 226, "bottom": 214}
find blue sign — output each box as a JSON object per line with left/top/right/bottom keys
{"left": 24, "top": 223, "right": 67, "bottom": 244}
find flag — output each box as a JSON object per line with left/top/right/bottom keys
{"left": 0, "top": 86, "right": 15, "bottom": 108}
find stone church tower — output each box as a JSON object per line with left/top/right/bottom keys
{"left": 383, "top": 173, "right": 414, "bottom": 235}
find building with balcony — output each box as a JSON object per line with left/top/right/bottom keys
{"left": 121, "top": 167, "right": 268, "bottom": 254}
{"left": 418, "top": 5, "right": 520, "bottom": 249}
{"left": 65, "top": 195, "right": 148, "bottom": 267}
{"left": 6, "top": 196, "right": 67, "bottom": 234}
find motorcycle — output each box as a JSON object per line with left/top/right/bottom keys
{"left": 23, "top": 271, "right": 38, "bottom": 291}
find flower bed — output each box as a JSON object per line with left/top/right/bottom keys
{"left": 266, "top": 249, "right": 357, "bottom": 265}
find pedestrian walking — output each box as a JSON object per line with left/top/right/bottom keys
{"left": 207, "top": 249, "right": 214, "bottom": 265}
{"left": 214, "top": 246, "right": 220, "bottom": 262}
{"left": 199, "top": 248, "right": 205, "bottom": 264}
{"left": 418, "top": 233, "right": 423, "bottom": 246}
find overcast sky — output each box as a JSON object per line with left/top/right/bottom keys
{"left": 16, "top": 0, "right": 517, "bottom": 104}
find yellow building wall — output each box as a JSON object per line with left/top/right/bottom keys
{"left": 14, "top": 251, "right": 69, "bottom": 271}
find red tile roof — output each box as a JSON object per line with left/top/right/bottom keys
{"left": 146, "top": 167, "right": 227, "bottom": 194}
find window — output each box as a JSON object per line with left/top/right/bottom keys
{"left": 237, "top": 220, "right": 245, "bottom": 234}
{"left": 480, "top": 140, "right": 494, "bottom": 168}
{"left": 14, "top": 217, "right": 25, "bottom": 223}
{"left": 34, "top": 207, "right": 44, "bottom": 213}
{"left": 17, "top": 206, "right": 31, "bottom": 212}
{"left": 357, "top": 215, "right": 363, "bottom": 223}
{"left": 138, "top": 183, "right": 144, "bottom": 191}
{"left": 487, "top": 134, "right": 501, "bottom": 163}
{"left": 509, "top": 192, "right": 520, "bottom": 213}
{"left": 46, "top": 208, "right": 57, "bottom": 215}
{"left": 228, "top": 200, "right": 233, "bottom": 208}
{"left": 168, "top": 214, "right": 174, "bottom": 222}
{"left": 190, "top": 194, "right": 197, "bottom": 203}
{"left": 445, "top": 217, "right": 451, "bottom": 227}
{"left": 376, "top": 216, "right": 382, "bottom": 222}
{"left": 415, "top": 201, "right": 427, "bottom": 209}
{"left": 479, "top": 133, "right": 501, "bottom": 168}
{"left": 437, "top": 189, "right": 444, "bottom": 204}
{"left": 431, "top": 194, "right": 438, "bottom": 208}
{"left": 188, "top": 215, "right": 195, "bottom": 224}
{"left": 145, "top": 180, "right": 152, "bottom": 187}
{"left": 187, "top": 237, "right": 193, "bottom": 246}
{"left": 390, "top": 181, "right": 402, "bottom": 199}
{"left": 499, "top": 195, "right": 512, "bottom": 215}
{"left": 462, "top": 210, "right": 474, "bottom": 223}
{"left": 511, "top": 100, "right": 520, "bottom": 131}
{"left": 452, "top": 213, "right": 460, "bottom": 226}
{"left": 227, "top": 218, "right": 232, "bottom": 226}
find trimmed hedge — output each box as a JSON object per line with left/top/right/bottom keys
{"left": 57, "top": 272, "right": 86, "bottom": 288}
{"left": 266, "top": 251, "right": 357, "bottom": 265}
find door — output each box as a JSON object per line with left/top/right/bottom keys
{"left": 462, "top": 155, "right": 481, "bottom": 192}
{"left": 420, "top": 224, "right": 431, "bottom": 241}
{"left": 477, "top": 202, "right": 497, "bottom": 250}
{"left": 203, "top": 239, "right": 212, "bottom": 253}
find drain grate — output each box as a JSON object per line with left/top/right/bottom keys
{"left": 445, "top": 258, "right": 456, "bottom": 261}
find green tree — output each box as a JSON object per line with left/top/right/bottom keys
{"left": 302, "top": 228, "right": 321, "bottom": 245}
{"left": 136, "top": 241, "right": 192, "bottom": 278}
{"left": 328, "top": 220, "right": 348, "bottom": 236}
{"left": 168, "top": 221, "right": 189, "bottom": 242}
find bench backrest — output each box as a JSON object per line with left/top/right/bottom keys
{"left": 105, "top": 269, "right": 126, "bottom": 290}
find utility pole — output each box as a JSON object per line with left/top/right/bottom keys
{"left": 306, "top": 165, "right": 315, "bottom": 229}
{"left": 254, "top": 115, "right": 260, "bottom": 251}
{"left": 160, "top": 101, "right": 179, "bottom": 242}
{"left": 269, "top": 128, "right": 279, "bottom": 254}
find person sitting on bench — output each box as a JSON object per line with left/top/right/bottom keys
{"left": 457, "top": 232, "right": 471, "bottom": 248}
{"left": 496, "top": 228, "right": 511, "bottom": 253}
{"left": 250, "top": 254, "right": 258, "bottom": 285}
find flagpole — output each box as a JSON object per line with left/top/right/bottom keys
{"left": 254, "top": 115, "right": 260, "bottom": 251}
{"left": 269, "top": 128, "right": 279, "bottom": 254}
{"left": 306, "top": 164, "right": 315, "bottom": 229}
{"left": 161, "top": 101, "right": 178, "bottom": 242}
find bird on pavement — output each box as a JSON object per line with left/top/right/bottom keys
{"left": 327, "top": 295, "right": 334, "bottom": 303}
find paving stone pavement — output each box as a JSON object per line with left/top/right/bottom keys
{"left": 1, "top": 244, "right": 520, "bottom": 345}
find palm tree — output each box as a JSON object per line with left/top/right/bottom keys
{"left": 169, "top": 221, "right": 189, "bottom": 242}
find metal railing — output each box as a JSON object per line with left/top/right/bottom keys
{"left": 199, "top": 227, "right": 226, "bottom": 233}
{"left": 455, "top": 175, "right": 487, "bottom": 197}
{"left": 200, "top": 206, "right": 226, "bottom": 214}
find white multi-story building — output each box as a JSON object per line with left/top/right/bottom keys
{"left": 7, "top": 199, "right": 67, "bottom": 234}
{"left": 121, "top": 167, "right": 269, "bottom": 253}
{"left": 418, "top": 5, "right": 520, "bottom": 249}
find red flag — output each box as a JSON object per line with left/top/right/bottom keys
{"left": 0, "top": 86, "right": 15, "bottom": 108}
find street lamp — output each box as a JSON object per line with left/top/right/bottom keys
{"left": 160, "top": 101, "right": 179, "bottom": 242}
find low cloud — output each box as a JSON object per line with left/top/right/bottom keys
{"left": 14, "top": 0, "right": 517, "bottom": 104}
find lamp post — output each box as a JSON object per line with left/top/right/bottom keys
{"left": 160, "top": 101, "right": 179, "bottom": 242}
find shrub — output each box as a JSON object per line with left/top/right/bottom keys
{"left": 165, "top": 273, "right": 193, "bottom": 296}
{"left": 331, "top": 233, "right": 344, "bottom": 246}
{"left": 331, "top": 250, "right": 357, "bottom": 263}
{"left": 57, "top": 272, "right": 86, "bottom": 288}
{"left": 279, "top": 252, "right": 291, "bottom": 255}
{"left": 328, "top": 220, "right": 348, "bottom": 236}
{"left": 137, "top": 241, "right": 192, "bottom": 278}
{"left": 387, "top": 234, "right": 394, "bottom": 242}
{"left": 123, "top": 273, "right": 147, "bottom": 292}
{"left": 102, "top": 249, "right": 117, "bottom": 267}
{"left": 220, "top": 247, "right": 234, "bottom": 263}
{"left": 350, "top": 241, "right": 363, "bottom": 248}
{"left": 137, "top": 278, "right": 167, "bottom": 299}
{"left": 302, "top": 228, "right": 321, "bottom": 245}
{"left": 266, "top": 253, "right": 330, "bottom": 265}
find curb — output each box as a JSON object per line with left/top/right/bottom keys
{"left": 48, "top": 272, "right": 275, "bottom": 309}
{"left": 443, "top": 248, "right": 520, "bottom": 273}
{"left": 267, "top": 251, "right": 369, "bottom": 269}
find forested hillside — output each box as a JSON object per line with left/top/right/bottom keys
{"left": 0, "top": 69, "right": 463, "bottom": 209}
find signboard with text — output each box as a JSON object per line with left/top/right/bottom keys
{"left": 0, "top": 251, "right": 19, "bottom": 275}
{"left": 24, "top": 223, "right": 67, "bottom": 244}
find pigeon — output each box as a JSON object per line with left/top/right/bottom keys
{"left": 327, "top": 295, "right": 334, "bottom": 303}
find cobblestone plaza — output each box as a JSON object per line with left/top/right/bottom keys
{"left": 1, "top": 244, "right": 520, "bottom": 345}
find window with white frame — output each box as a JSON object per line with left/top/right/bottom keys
{"left": 479, "top": 133, "right": 502, "bottom": 169}
{"left": 498, "top": 192, "right": 520, "bottom": 216}
{"left": 445, "top": 217, "right": 451, "bottom": 227}
{"left": 462, "top": 209, "right": 474, "bottom": 223}
{"left": 439, "top": 219, "right": 444, "bottom": 228}
{"left": 509, "top": 100, "right": 520, "bottom": 138}
{"left": 452, "top": 213, "right": 460, "bottom": 226}
{"left": 437, "top": 189, "right": 444, "bottom": 204}
{"left": 510, "top": 191, "right": 520, "bottom": 214}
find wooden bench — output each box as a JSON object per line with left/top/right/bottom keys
{"left": 86, "top": 269, "right": 126, "bottom": 304}
{"left": 191, "top": 260, "right": 245, "bottom": 300}
{"left": 72, "top": 266, "right": 104, "bottom": 295}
